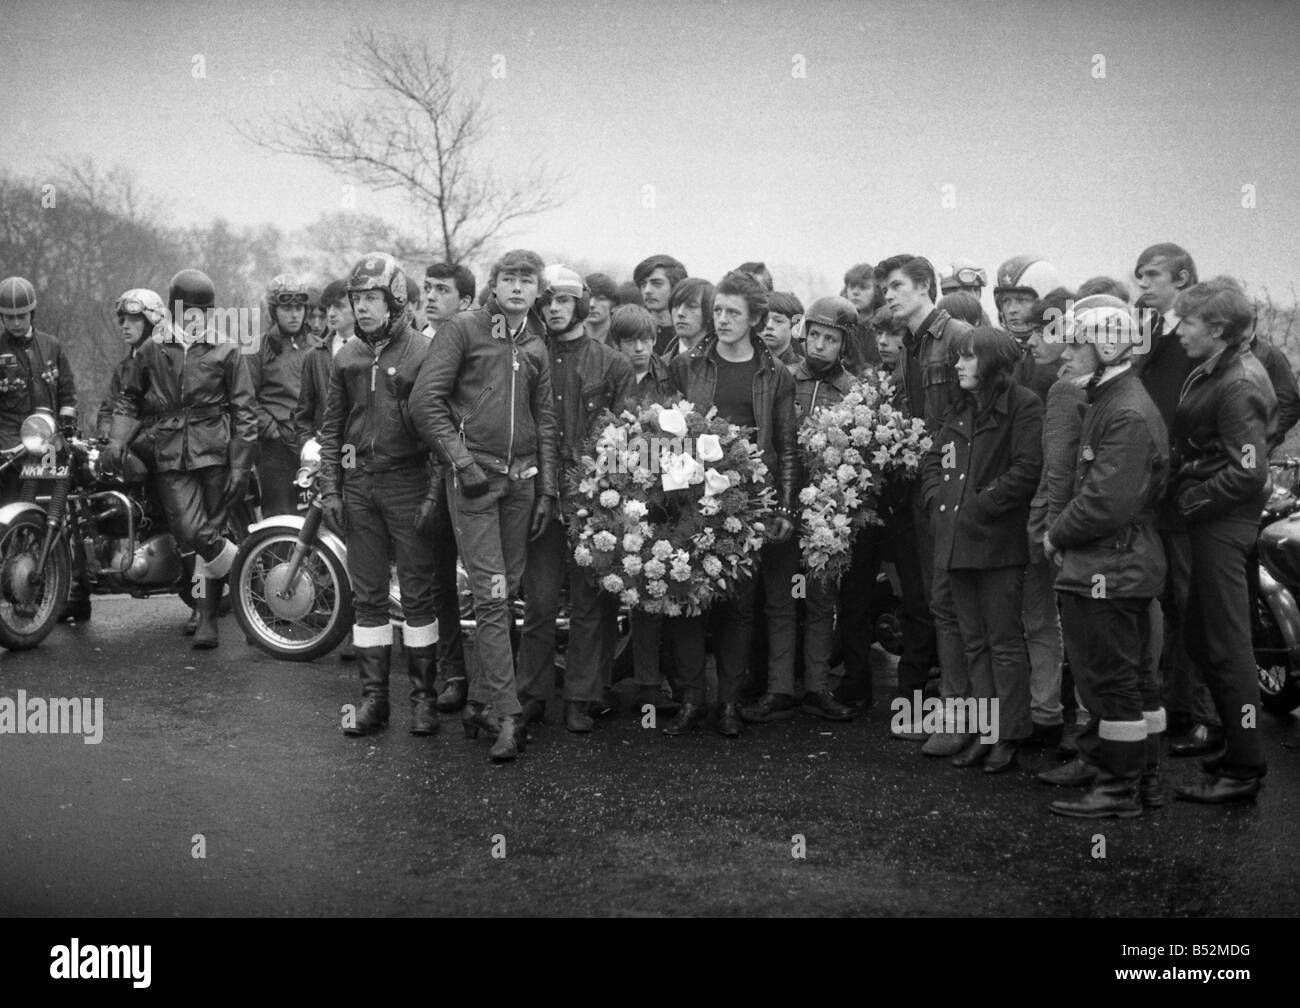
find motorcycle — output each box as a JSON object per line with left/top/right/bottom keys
{"left": 0, "top": 409, "right": 239, "bottom": 650}
{"left": 1254, "top": 457, "right": 1300, "bottom": 715}
{"left": 230, "top": 440, "right": 353, "bottom": 661}
{"left": 234, "top": 441, "right": 636, "bottom": 677}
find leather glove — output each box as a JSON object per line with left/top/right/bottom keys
{"left": 529, "top": 494, "right": 557, "bottom": 540}
{"left": 59, "top": 415, "right": 78, "bottom": 439}
{"left": 413, "top": 492, "right": 443, "bottom": 538}
{"left": 457, "top": 461, "right": 491, "bottom": 499}
{"left": 769, "top": 513, "right": 795, "bottom": 544}
{"left": 322, "top": 493, "right": 346, "bottom": 536}
{"left": 103, "top": 440, "right": 128, "bottom": 474}
{"left": 220, "top": 466, "right": 251, "bottom": 513}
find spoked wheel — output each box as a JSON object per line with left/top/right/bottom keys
{"left": 231, "top": 527, "right": 352, "bottom": 662}
{"left": 0, "top": 513, "right": 70, "bottom": 651}
{"left": 1256, "top": 597, "right": 1300, "bottom": 716}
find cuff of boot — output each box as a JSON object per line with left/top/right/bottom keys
{"left": 196, "top": 539, "right": 238, "bottom": 579}
{"left": 402, "top": 621, "right": 439, "bottom": 648}
{"left": 352, "top": 623, "right": 394, "bottom": 648}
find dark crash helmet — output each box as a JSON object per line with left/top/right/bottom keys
{"left": 168, "top": 269, "right": 216, "bottom": 314}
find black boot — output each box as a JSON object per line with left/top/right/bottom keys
{"left": 1050, "top": 734, "right": 1144, "bottom": 819}
{"left": 192, "top": 578, "right": 222, "bottom": 650}
{"left": 343, "top": 645, "right": 391, "bottom": 736}
{"left": 1140, "top": 730, "right": 1165, "bottom": 808}
{"left": 407, "top": 645, "right": 439, "bottom": 736}
{"left": 435, "top": 676, "right": 468, "bottom": 713}
{"left": 58, "top": 577, "right": 92, "bottom": 623}
{"left": 462, "top": 700, "right": 500, "bottom": 739}
{"left": 490, "top": 715, "right": 523, "bottom": 762}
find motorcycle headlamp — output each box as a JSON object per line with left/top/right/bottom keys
{"left": 20, "top": 409, "right": 56, "bottom": 456}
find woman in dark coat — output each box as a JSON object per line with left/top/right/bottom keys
{"left": 921, "top": 327, "right": 1043, "bottom": 773}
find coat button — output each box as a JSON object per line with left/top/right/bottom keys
{"left": 939, "top": 505, "right": 946, "bottom": 512}
{"left": 944, "top": 474, "right": 950, "bottom": 481}
{"left": 959, "top": 473, "right": 965, "bottom": 479}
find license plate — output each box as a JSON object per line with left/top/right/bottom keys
{"left": 20, "top": 463, "right": 69, "bottom": 479}
{"left": 297, "top": 486, "right": 313, "bottom": 511}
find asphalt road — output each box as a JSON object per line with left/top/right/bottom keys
{"left": 1, "top": 596, "right": 1298, "bottom": 917}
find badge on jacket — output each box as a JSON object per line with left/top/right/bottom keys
{"left": 1081, "top": 445, "right": 1095, "bottom": 462}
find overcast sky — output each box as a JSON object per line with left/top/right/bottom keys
{"left": 3, "top": 0, "right": 1298, "bottom": 305}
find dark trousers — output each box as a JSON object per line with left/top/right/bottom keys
{"left": 257, "top": 437, "right": 299, "bottom": 518}
{"left": 1159, "top": 528, "right": 1219, "bottom": 728}
{"left": 445, "top": 469, "right": 533, "bottom": 717}
{"left": 760, "top": 537, "right": 799, "bottom": 696}
{"left": 1185, "top": 517, "right": 1267, "bottom": 779}
{"left": 668, "top": 573, "right": 757, "bottom": 705}
{"left": 1060, "top": 594, "right": 1157, "bottom": 767}
{"left": 839, "top": 509, "right": 935, "bottom": 701}
{"left": 343, "top": 466, "right": 436, "bottom": 630}
{"left": 154, "top": 466, "right": 229, "bottom": 563}
{"left": 516, "top": 515, "right": 616, "bottom": 705}
{"left": 428, "top": 475, "right": 466, "bottom": 680}
{"left": 950, "top": 565, "right": 1032, "bottom": 741}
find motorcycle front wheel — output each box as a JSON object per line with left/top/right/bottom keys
{"left": 231, "top": 526, "right": 352, "bottom": 662}
{"left": 1256, "top": 595, "right": 1300, "bottom": 715}
{"left": 0, "top": 512, "right": 70, "bottom": 651}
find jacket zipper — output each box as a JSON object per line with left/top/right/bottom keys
{"left": 507, "top": 341, "right": 518, "bottom": 465}
{"left": 811, "top": 380, "right": 822, "bottom": 413}
{"left": 460, "top": 384, "right": 494, "bottom": 437}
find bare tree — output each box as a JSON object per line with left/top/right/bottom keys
{"left": 237, "top": 28, "right": 565, "bottom": 269}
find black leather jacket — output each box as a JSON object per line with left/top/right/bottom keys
{"left": 410, "top": 296, "right": 559, "bottom": 499}
{"left": 1171, "top": 344, "right": 1277, "bottom": 525}
{"left": 669, "top": 334, "right": 801, "bottom": 514}
{"left": 319, "top": 319, "right": 431, "bottom": 496}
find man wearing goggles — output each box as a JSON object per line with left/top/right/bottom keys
{"left": 939, "top": 260, "right": 988, "bottom": 298}
{"left": 248, "top": 273, "right": 321, "bottom": 516}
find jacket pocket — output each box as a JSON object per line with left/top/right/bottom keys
{"left": 459, "top": 384, "right": 494, "bottom": 436}
{"left": 582, "top": 380, "right": 612, "bottom": 421}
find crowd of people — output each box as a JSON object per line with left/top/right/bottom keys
{"left": 0, "top": 238, "right": 1293, "bottom": 816}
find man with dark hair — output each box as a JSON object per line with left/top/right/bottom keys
{"left": 616, "top": 281, "right": 644, "bottom": 307}
{"left": 666, "top": 270, "right": 800, "bottom": 737}
{"left": 416, "top": 261, "right": 478, "bottom": 710}
{"left": 761, "top": 291, "right": 804, "bottom": 365}
{"left": 585, "top": 272, "right": 619, "bottom": 344}
{"left": 423, "top": 262, "right": 476, "bottom": 337}
{"left": 874, "top": 253, "right": 969, "bottom": 747}
{"left": 736, "top": 261, "right": 774, "bottom": 291}
{"left": 411, "top": 248, "right": 558, "bottom": 763}
{"left": 1130, "top": 242, "right": 1213, "bottom": 757}
{"left": 633, "top": 254, "right": 687, "bottom": 356}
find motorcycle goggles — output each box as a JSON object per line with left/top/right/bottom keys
{"left": 114, "top": 296, "right": 148, "bottom": 316}
{"left": 271, "top": 291, "right": 310, "bottom": 306}
{"left": 946, "top": 267, "right": 987, "bottom": 288}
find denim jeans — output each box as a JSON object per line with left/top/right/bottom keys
{"left": 1160, "top": 529, "right": 1219, "bottom": 728}
{"left": 1023, "top": 540, "right": 1064, "bottom": 727}
{"left": 343, "top": 465, "right": 436, "bottom": 630}
{"left": 516, "top": 515, "right": 616, "bottom": 706}
{"left": 445, "top": 469, "right": 534, "bottom": 717}
{"left": 1184, "top": 517, "right": 1267, "bottom": 779}
{"left": 802, "top": 573, "right": 838, "bottom": 694}
{"left": 428, "top": 475, "right": 466, "bottom": 680}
